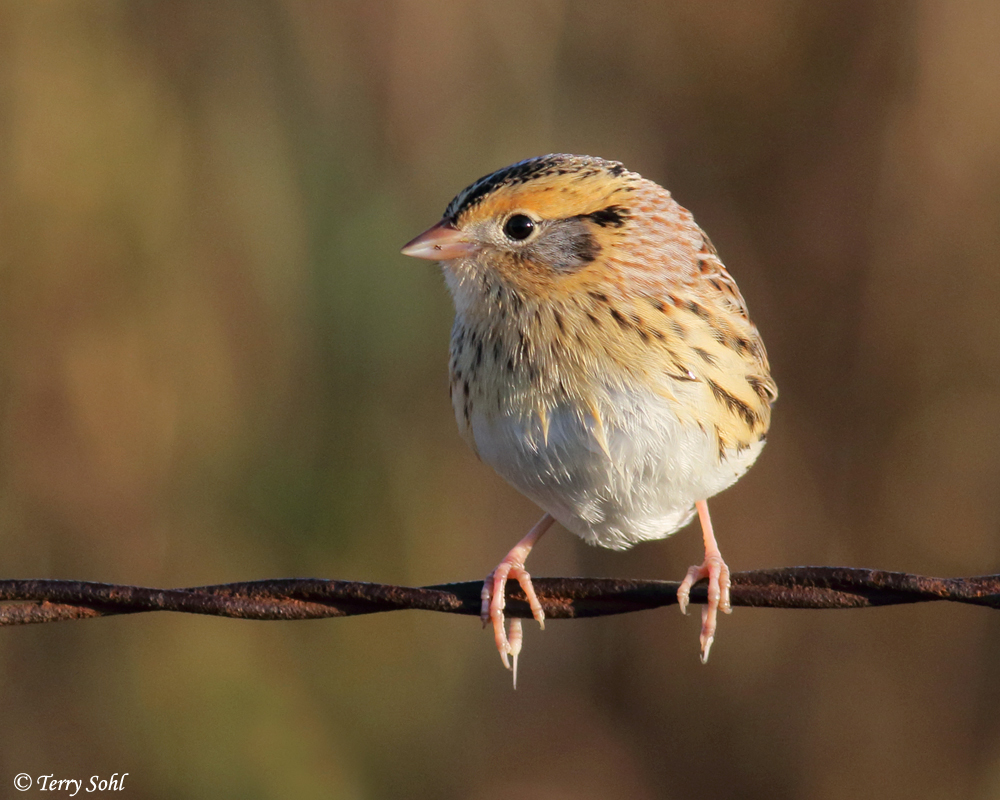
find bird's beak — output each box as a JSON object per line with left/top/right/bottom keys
{"left": 400, "top": 221, "right": 476, "bottom": 261}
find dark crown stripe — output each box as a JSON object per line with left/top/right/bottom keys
{"left": 443, "top": 154, "right": 626, "bottom": 222}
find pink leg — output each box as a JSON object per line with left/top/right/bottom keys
{"left": 676, "top": 499, "right": 732, "bottom": 663}
{"left": 481, "top": 512, "right": 555, "bottom": 675}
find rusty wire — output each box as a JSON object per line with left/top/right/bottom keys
{"left": 0, "top": 567, "right": 999, "bottom": 627}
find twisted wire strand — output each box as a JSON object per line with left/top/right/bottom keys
{"left": 1, "top": 567, "right": 999, "bottom": 626}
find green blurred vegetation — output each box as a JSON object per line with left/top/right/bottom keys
{"left": 1, "top": 1, "right": 1000, "bottom": 798}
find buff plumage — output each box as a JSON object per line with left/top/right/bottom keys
{"left": 403, "top": 154, "right": 776, "bottom": 680}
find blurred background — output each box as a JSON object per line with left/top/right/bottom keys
{"left": 1, "top": 1, "right": 999, "bottom": 798}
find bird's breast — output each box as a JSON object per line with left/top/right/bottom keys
{"left": 446, "top": 294, "right": 770, "bottom": 548}
{"left": 463, "top": 379, "right": 764, "bottom": 550}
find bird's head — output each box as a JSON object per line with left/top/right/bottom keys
{"left": 402, "top": 154, "right": 685, "bottom": 308}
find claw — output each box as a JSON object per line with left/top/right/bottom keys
{"left": 508, "top": 618, "right": 523, "bottom": 688}
{"left": 700, "top": 631, "right": 714, "bottom": 664}
{"left": 677, "top": 573, "right": 693, "bottom": 616}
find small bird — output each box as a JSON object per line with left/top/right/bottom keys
{"left": 402, "top": 154, "right": 776, "bottom": 680}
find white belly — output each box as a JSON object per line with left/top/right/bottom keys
{"left": 470, "top": 387, "right": 763, "bottom": 550}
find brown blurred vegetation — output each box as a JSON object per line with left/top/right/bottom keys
{"left": 1, "top": 1, "right": 999, "bottom": 798}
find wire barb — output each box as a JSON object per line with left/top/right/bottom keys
{"left": 1, "top": 567, "right": 999, "bottom": 627}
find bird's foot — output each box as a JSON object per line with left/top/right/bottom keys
{"left": 479, "top": 513, "right": 554, "bottom": 686}
{"left": 677, "top": 553, "right": 731, "bottom": 663}
{"left": 481, "top": 557, "right": 545, "bottom": 679}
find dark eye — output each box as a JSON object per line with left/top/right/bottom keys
{"left": 503, "top": 214, "right": 535, "bottom": 241}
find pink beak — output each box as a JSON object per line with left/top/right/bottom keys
{"left": 400, "top": 221, "right": 477, "bottom": 261}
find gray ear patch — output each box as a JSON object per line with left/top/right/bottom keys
{"left": 528, "top": 218, "right": 600, "bottom": 272}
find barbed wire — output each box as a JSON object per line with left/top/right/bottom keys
{"left": 0, "top": 567, "right": 998, "bottom": 627}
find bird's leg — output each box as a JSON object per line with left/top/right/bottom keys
{"left": 676, "top": 499, "right": 731, "bottom": 663}
{"left": 481, "top": 512, "right": 555, "bottom": 673}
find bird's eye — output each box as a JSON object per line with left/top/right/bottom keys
{"left": 503, "top": 214, "right": 536, "bottom": 241}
